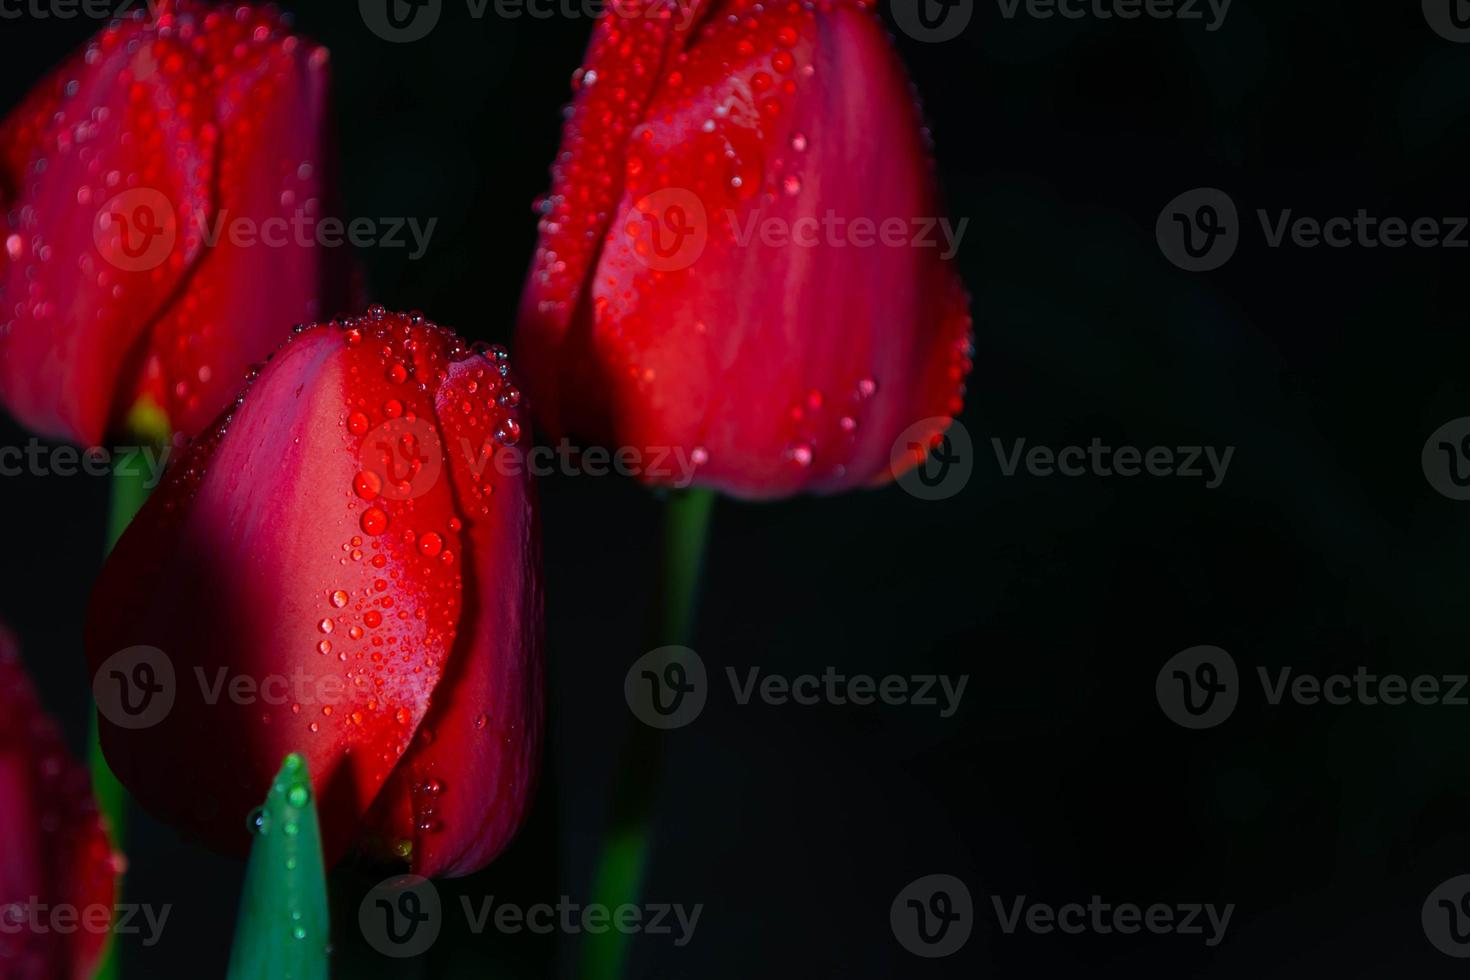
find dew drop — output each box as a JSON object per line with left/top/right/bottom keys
{"left": 361, "top": 508, "right": 388, "bottom": 536}
{"left": 354, "top": 471, "right": 382, "bottom": 500}
{"left": 495, "top": 419, "right": 521, "bottom": 445}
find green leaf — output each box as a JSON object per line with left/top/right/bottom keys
{"left": 227, "top": 754, "right": 331, "bottom": 980}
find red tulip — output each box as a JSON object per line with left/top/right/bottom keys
{"left": 0, "top": 625, "right": 118, "bottom": 980}
{"left": 0, "top": 0, "right": 354, "bottom": 445}
{"left": 516, "top": 0, "right": 974, "bottom": 499}
{"left": 84, "top": 309, "right": 542, "bottom": 878}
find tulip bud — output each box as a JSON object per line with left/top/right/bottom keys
{"left": 0, "top": 0, "right": 355, "bottom": 444}
{"left": 85, "top": 309, "right": 542, "bottom": 878}
{"left": 0, "top": 625, "right": 118, "bottom": 980}
{"left": 517, "top": 0, "right": 974, "bottom": 499}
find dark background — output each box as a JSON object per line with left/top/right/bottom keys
{"left": 6, "top": 0, "right": 1470, "bottom": 976}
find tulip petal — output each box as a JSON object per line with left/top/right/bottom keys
{"left": 0, "top": 626, "right": 117, "bottom": 980}
{"left": 518, "top": 1, "right": 973, "bottom": 498}
{"left": 518, "top": 0, "right": 711, "bottom": 437}
{"left": 86, "top": 324, "right": 465, "bottom": 861}
{"left": 0, "top": 10, "right": 217, "bottom": 444}
{"left": 130, "top": 30, "right": 351, "bottom": 439}
{"left": 358, "top": 354, "right": 543, "bottom": 878}
{"left": 0, "top": 2, "right": 350, "bottom": 444}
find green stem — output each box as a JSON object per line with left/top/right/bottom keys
{"left": 93, "top": 408, "right": 170, "bottom": 980}
{"left": 579, "top": 489, "right": 716, "bottom": 980}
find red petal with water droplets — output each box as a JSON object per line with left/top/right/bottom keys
{"left": 86, "top": 323, "right": 465, "bottom": 860}
{"left": 517, "top": 0, "right": 973, "bottom": 498}
{"left": 516, "top": 0, "right": 711, "bottom": 438}
{"left": 0, "top": 626, "right": 118, "bottom": 980}
{"left": 86, "top": 313, "right": 542, "bottom": 875}
{"left": 0, "top": 1, "right": 351, "bottom": 444}
{"left": 359, "top": 354, "right": 543, "bottom": 878}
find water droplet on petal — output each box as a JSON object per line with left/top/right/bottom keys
{"left": 361, "top": 508, "right": 388, "bottom": 536}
